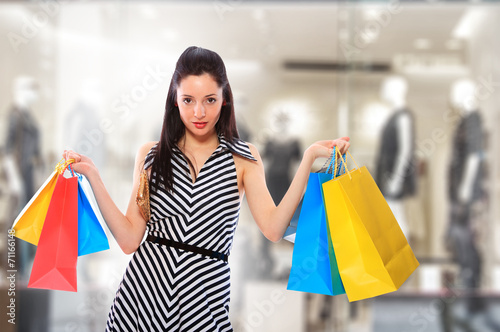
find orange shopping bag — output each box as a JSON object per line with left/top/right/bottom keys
{"left": 11, "top": 170, "right": 58, "bottom": 245}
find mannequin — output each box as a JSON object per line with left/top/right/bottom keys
{"left": 445, "top": 78, "right": 486, "bottom": 319}
{"left": 375, "top": 76, "right": 416, "bottom": 238}
{"left": 5, "top": 76, "right": 41, "bottom": 207}
{"left": 448, "top": 79, "right": 483, "bottom": 205}
{"left": 5, "top": 75, "right": 50, "bottom": 332}
{"left": 257, "top": 110, "right": 301, "bottom": 279}
{"left": 264, "top": 110, "right": 301, "bottom": 206}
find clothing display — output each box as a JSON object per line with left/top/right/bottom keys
{"left": 258, "top": 138, "right": 300, "bottom": 279}
{"left": 264, "top": 139, "right": 301, "bottom": 205}
{"left": 6, "top": 106, "right": 50, "bottom": 332}
{"left": 106, "top": 136, "right": 256, "bottom": 332}
{"left": 6, "top": 107, "right": 41, "bottom": 204}
{"left": 375, "top": 109, "right": 416, "bottom": 199}
{"left": 6, "top": 107, "right": 41, "bottom": 276}
{"left": 446, "top": 111, "right": 486, "bottom": 314}
{"left": 448, "top": 111, "right": 485, "bottom": 203}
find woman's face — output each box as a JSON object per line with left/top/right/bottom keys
{"left": 176, "top": 73, "right": 223, "bottom": 140}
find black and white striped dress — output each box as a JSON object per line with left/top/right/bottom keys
{"left": 106, "top": 136, "right": 256, "bottom": 332}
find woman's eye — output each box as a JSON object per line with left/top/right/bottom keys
{"left": 207, "top": 98, "right": 216, "bottom": 104}
{"left": 183, "top": 98, "right": 192, "bottom": 104}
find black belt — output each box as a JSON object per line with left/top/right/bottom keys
{"left": 146, "top": 235, "right": 229, "bottom": 263}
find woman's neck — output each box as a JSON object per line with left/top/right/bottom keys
{"left": 179, "top": 132, "right": 219, "bottom": 151}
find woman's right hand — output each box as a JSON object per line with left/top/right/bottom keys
{"left": 304, "top": 137, "right": 351, "bottom": 162}
{"left": 62, "top": 150, "right": 98, "bottom": 178}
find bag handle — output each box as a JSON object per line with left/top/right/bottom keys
{"left": 67, "top": 164, "right": 76, "bottom": 177}
{"left": 55, "top": 158, "right": 76, "bottom": 176}
{"left": 319, "top": 147, "right": 346, "bottom": 175}
{"left": 333, "top": 148, "right": 360, "bottom": 180}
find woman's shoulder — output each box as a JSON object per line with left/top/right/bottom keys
{"left": 137, "top": 141, "right": 158, "bottom": 157}
{"left": 223, "top": 136, "right": 259, "bottom": 162}
{"left": 231, "top": 140, "right": 262, "bottom": 165}
{"left": 141, "top": 141, "right": 158, "bottom": 152}
{"left": 136, "top": 141, "right": 158, "bottom": 166}
{"left": 245, "top": 142, "right": 260, "bottom": 159}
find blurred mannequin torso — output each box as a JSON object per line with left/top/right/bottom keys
{"left": 448, "top": 79, "right": 484, "bottom": 204}
{"left": 375, "top": 76, "right": 416, "bottom": 238}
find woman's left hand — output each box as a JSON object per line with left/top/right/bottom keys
{"left": 306, "top": 137, "right": 350, "bottom": 161}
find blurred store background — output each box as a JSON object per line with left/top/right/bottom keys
{"left": 0, "top": 0, "right": 499, "bottom": 331}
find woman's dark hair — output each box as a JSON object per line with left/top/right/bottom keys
{"left": 149, "top": 46, "right": 239, "bottom": 192}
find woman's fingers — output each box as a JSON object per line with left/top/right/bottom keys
{"left": 62, "top": 150, "right": 82, "bottom": 163}
{"left": 332, "top": 137, "right": 351, "bottom": 154}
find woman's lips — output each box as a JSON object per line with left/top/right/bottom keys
{"left": 193, "top": 122, "right": 207, "bottom": 129}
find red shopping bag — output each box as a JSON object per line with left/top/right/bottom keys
{"left": 28, "top": 171, "right": 79, "bottom": 292}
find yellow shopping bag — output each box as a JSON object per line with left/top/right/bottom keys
{"left": 12, "top": 159, "right": 73, "bottom": 245}
{"left": 322, "top": 151, "right": 419, "bottom": 302}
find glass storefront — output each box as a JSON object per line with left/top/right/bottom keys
{"left": 0, "top": 1, "right": 499, "bottom": 331}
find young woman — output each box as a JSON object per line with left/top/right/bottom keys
{"left": 64, "top": 46, "right": 350, "bottom": 331}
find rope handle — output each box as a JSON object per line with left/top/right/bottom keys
{"left": 319, "top": 147, "right": 346, "bottom": 175}
{"left": 67, "top": 164, "right": 76, "bottom": 177}
{"left": 333, "top": 148, "right": 360, "bottom": 180}
{"left": 55, "top": 158, "right": 76, "bottom": 176}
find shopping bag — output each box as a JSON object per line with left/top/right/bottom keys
{"left": 287, "top": 149, "right": 346, "bottom": 296}
{"left": 283, "top": 152, "right": 347, "bottom": 244}
{"left": 77, "top": 173, "right": 109, "bottom": 256}
{"left": 322, "top": 151, "right": 419, "bottom": 302}
{"left": 28, "top": 169, "right": 79, "bottom": 292}
{"left": 78, "top": 173, "right": 106, "bottom": 228}
{"left": 11, "top": 171, "right": 58, "bottom": 245}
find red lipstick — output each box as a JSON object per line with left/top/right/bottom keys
{"left": 193, "top": 122, "right": 207, "bottom": 129}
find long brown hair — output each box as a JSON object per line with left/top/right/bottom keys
{"left": 149, "top": 46, "right": 239, "bottom": 192}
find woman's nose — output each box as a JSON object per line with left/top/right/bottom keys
{"left": 194, "top": 103, "right": 206, "bottom": 119}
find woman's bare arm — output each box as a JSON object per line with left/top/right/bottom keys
{"left": 64, "top": 141, "right": 157, "bottom": 254}
{"left": 242, "top": 138, "right": 350, "bottom": 242}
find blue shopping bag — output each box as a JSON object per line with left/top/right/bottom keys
{"left": 76, "top": 173, "right": 109, "bottom": 256}
{"left": 287, "top": 148, "right": 346, "bottom": 296}
{"left": 283, "top": 151, "right": 347, "bottom": 243}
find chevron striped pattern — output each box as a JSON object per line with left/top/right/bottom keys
{"left": 106, "top": 137, "right": 256, "bottom": 332}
